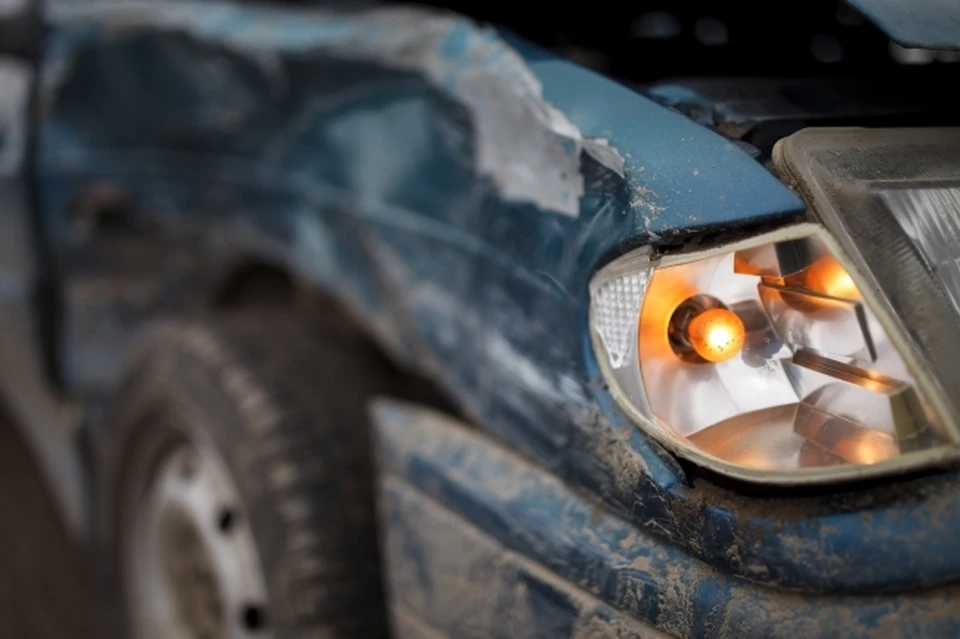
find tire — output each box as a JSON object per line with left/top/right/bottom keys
{"left": 97, "top": 313, "right": 394, "bottom": 639}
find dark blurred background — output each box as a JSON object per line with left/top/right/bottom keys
{"left": 0, "top": 410, "right": 96, "bottom": 638}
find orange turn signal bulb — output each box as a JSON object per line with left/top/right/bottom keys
{"left": 802, "top": 255, "right": 861, "bottom": 300}
{"left": 687, "top": 308, "right": 745, "bottom": 363}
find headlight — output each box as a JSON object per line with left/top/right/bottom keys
{"left": 590, "top": 127, "right": 960, "bottom": 484}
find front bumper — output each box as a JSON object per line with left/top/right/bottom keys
{"left": 374, "top": 400, "right": 960, "bottom": 639}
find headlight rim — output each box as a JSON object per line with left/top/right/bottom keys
{"left": 589, "top": 221, "right": 960, "bottom": 486}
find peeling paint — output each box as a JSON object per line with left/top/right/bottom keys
{"left": 36, "top": 4, "right": 952, "bottom": 600}
{"left": 35, "top": 1, "right": 878, "bottom": 624}
{"left": 46, "top": 1, "right": 623, "bottom": 216}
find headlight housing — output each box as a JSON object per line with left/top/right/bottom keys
{"left": 590, "top": 128, "right": 960, "bottom": 484}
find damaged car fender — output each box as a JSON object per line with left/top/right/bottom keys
{"left": 47, "top": 2, "right": 960, "bottom": 637}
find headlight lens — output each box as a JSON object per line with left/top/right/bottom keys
{"left": 591, "top": 225, "right": 952, "bottom": 483}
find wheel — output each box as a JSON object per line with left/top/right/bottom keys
{"left": 97, "top": 314, "right": 393, "bottom": 638}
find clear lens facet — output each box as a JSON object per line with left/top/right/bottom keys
{"left": 590, "top": 229, "right": 947, "bottom": 479}
{"left": 882, "top": 187, "right": 960, "bottom": 319}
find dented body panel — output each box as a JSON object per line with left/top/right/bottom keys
{"left": 38, "top": 2, "right": 799, "bottom": 391}
{"left": 22, "top": 1, "right": 960, "bottom": 637}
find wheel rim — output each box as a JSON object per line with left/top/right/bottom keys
{"left": 127, "top": 439, "right": 271, "bottom": 639}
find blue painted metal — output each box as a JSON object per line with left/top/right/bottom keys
{"left": 849, "top": 0, "right": 960, "bottom": 49}
{"left": 32, "top": 2, "right": 960, "bottom": 635}
{"left": 381, "top": 476, "right": 665, "bottom": 638}
{"left": 502, "top": 36, "right": 802, "bottom": 234}
{"left": 375, "top": 400, "right": 960, "bottom": 639}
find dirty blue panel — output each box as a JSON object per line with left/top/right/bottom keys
{"left": 504, "top": 36, "right": 803, "bottom": 243}
{"left": 380, "top": 476, "right": 666, "bottom": 639}
{"left": 36, "top": 0, "right": 960, "bottom": 603}
{"left": 581, "top": 335, "right": 960, "bottom": 594}
{"left": 848, "top": 0, "right": 960, "bottom": 49}
{"left": 374, "top": 400, "right": 960, "bottom": 639}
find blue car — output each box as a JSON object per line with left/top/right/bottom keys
{"left": 1, "top": 1, "right": 959, "bottom": 637}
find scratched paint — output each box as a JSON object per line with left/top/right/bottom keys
{"left": 37, "top": 0, "right": 960, "bottom": 607}
{"left": 37, "top": 0, "right": 960, "bottom": 597}
{"left": 45, "top": 1, "right": 626, "bottom": 217}
{"left": 45, "top": 0, "right": 960, "bottom": 627}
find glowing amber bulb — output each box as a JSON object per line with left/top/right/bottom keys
{"left": 804, "top": 255, "right": 860, "bottom": 300}
{"left": 687, "top": 308, "right": 745, "bottom": 363}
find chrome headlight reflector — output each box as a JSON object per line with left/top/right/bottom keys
{"left": 590, "top": 128, "right": 960, "bottom": 484}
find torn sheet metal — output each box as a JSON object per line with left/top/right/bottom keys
{"left": 42, "top": 1, "right": 803, "bottom": 237}
{"left": 504, "top": 38, "right": 804, "bottom": 229}
{"left": 47, "top": 1, "right": 619, "bottom": 217}
{"left": 38, "top": 0, "right": 823, "bottom": 599}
